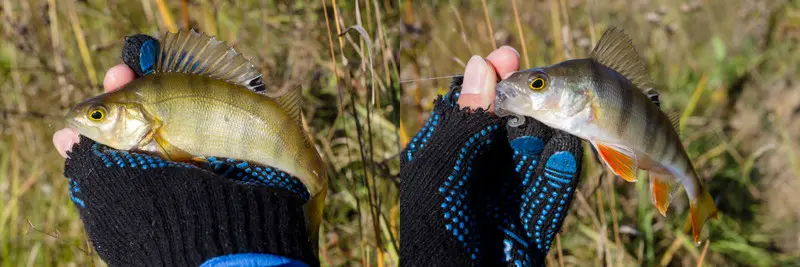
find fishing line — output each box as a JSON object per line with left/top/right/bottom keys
{"left": 1, "top": 109, "right": 61, "bottom": 119}
{"left": 399, "top": 74, "right": 462, "bottom": 84}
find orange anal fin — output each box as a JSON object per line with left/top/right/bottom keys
{"left": 687, "top": 189, "right": 719, "bottom": 244}
{"left": 592, "top": 142, "right": 638, "bottom": 182}
{"left": 649, "top": 172, "right": 679, "bottom": 216}
{"left": 153, "top": 131, "right": 194, "bottom": 162}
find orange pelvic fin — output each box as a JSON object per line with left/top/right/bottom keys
{"left": 649, "top": 171, "right": 679, "bottom": 216}
{"left": 686, "top": 188, "right": 719, "bottom": 244}
{"left": 592, "top": 141, "right": 638, "bottom": 182}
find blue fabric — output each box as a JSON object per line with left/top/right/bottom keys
{"left": 139, "top": 39, "right": 158, "bottom": 74}
{"left": 200, "top": 253, "right": 308, "bottom": 267}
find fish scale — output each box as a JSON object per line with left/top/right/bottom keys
{"left": 496, "top": 27, "right": 718, "bottom": 244}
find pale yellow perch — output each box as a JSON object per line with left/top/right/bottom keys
{"left": 496, "top": 27, "right": 717, "bottom": 244}
{"left": 65, "top": 30, "right": 327, "bottom": 247}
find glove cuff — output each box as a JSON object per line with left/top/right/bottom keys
{"left": 65, "top": 136, "right": 318, "bottom": 266}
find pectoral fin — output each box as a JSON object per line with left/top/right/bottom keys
{"left": 592, "top": 141, "right": 638, "bottom": 182}
{"left": 153, "top": 131, "right": 194, "bottom": 162}
{"left": 649, "top": 171, "right": 680, "bottom": 216}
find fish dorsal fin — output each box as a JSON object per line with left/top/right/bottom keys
{"left": 155, "top": 30, "right": 269, "bottom": 94}
{"left": 590, "top": 27, "right": 657, "bottom": 97}
{"left": 275, "top": 85, "right": 303, "bottom": 125}
{"left": 667, "top": 111, "right": 681, "bottom": 132}
{"left": 648, "top": 92, "right": 661, "bottom": 107}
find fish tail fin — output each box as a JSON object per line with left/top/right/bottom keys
{"left": 305, "top": 188, "right": 326, "bottom": 254}
{"left": 649, "top": 171, "right": 680, "bottom": 216}
{"left": 687, "top": 188, "right": 718, "bottom": 244}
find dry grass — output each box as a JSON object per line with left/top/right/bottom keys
{"left": 0, "top": 0, "right": 399, "bottom": 266}
{"left": 401, "top": 0, "right": 800, "bottom": 266}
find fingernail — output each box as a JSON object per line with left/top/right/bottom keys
{"left": 462, "top": 56, "right": 488, "bottom": 94}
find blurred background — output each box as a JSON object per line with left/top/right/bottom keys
{"left": 401, "top": 0, "right": 799, "bottom": 266}
{"left": 0, "top": 0, "right": 399, "bottom": 266}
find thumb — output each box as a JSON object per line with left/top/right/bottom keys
{"left": 458, "top": 56, "right": 498, "bottom": 111}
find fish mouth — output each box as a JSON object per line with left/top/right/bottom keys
{"left": 494, "top": 82, "right": 517, "bottom": 114}
{"left": 494, "top": 82, "right": 528, "bottom": 127}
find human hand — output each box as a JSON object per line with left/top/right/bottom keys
{"left": 457, "top": 46, "right": 520, "bottom": 111}
{"left": 400, "top": 46, "right": 585, "bottom": 266}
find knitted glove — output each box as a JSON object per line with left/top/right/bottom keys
{"left": 400, "top": 77, "right": 584, "bottom": 267}
{"left": 62, "top": 33, "right": 317, "bottom": 267}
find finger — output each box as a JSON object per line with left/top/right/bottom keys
{"left": 103, "top": 64, "right": 136, "bottom": 92}
{"left": 54, "top": 128, "right": 81, "bottom": 158}
{"left": 458, "top": 56, "right": 498, "bottom": 111}
{"left": 518, "top": 130, "right": 583, "bottom": 254}
{"left": 486, "top": 46, "right": 520, "bottom": 80}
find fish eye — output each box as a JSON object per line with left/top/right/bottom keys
{"left": 88, "top": 106, "right": 107, "bottom": 121}
{"left": 529, "top": 77, "right": 547, "bottom": 90}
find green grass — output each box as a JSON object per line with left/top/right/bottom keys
{"left": 0, "top": 0, "right": 399, "bottom": 266}
{"left": 401, "top": 0, "right": 800, "bottom": 266}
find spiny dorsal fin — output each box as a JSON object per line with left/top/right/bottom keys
{"left": 155, "top": 29, "right": 272, "bottom": 95}
{"left": 648, "top": 92, "right": 661, "bottom": 107}
{"left": 667, "top": 111, "right": 681, "bottom": 133}
{"left": 590, "top": 27, "right": 658, "bottom": 97}
{"left": 275, "top": 84, "right": 304, "bottom": 125}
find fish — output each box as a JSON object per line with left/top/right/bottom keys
{"left": 65, "top": 30, "right": 327, "bottom": 247}
{"left": 495, "top": 27, "right": 718, "bottom": 243}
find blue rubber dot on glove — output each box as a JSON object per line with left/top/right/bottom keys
{"left": 510, "top": 136, "right": 545, "bottom": 156}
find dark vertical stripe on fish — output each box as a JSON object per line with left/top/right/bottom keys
{"left": 670, "top": 141, "right": 683, "bottom": 167}
{"left": 644, "top": 102, "right": 659, "bottom": 153}
{"left": 662, "top": 127, "right": 676, "bottom": 166}
{"left": 152, "top": 74, "right": 164, "bottom": 107}
{"left": 589, "top": 60, "right": 611, "bottom": 120}
{"left": 654, "top": 116, "right": 669, "bottom": 160}
{"left": 617, "top": 75, "right": 633, "bottom": 136}
{"left": 673, "top": 151, "right": 688, "bottom": 176}
{"left": 232, "top": 78, "right": 249, "bottom": 158}
{"left": 189, "top": 75, "right": 205, "bottom": 149}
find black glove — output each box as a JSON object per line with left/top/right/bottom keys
{"left": 400, "top": 77, "right": 584, "bottom": 266}
{"left": 63, "top": 34, "right": 317, "bottom": 267}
